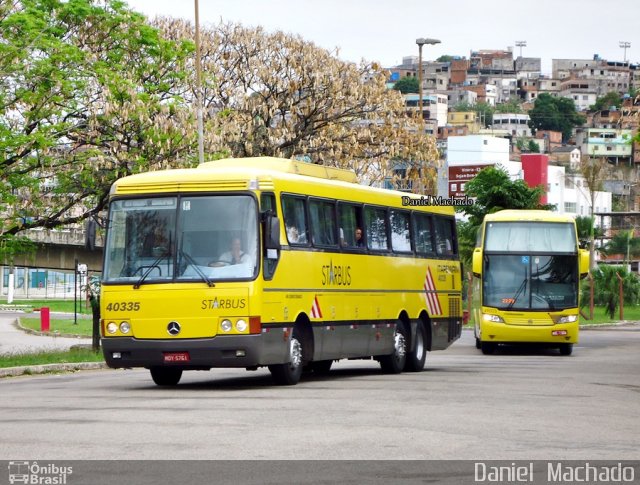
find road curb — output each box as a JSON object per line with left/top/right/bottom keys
{"left": 0, "top": 361, "right": 107, "bottom": 378}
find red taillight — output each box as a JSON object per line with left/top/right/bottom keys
{"left": 249, "top": 316, "right": 261, "bottom": 334}
{"left": 100, "top": 319, "right": 105, "bottom": 336}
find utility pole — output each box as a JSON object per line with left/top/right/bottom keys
{"left": 515, "top": 40, "right": 527, "bottom": 58}
{"left": 619, "top": 41, "right": 631, "bottom": 64}
{"left": 194, "top": 0, "right": 205, "bottom": 164}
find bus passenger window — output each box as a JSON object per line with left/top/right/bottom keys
{"left": 338, "top": 203, "right": 364, "bottom": 249}
{"left": 435, "top": 217, "right": 456, "bottom": 256}
{"left": 413, "top": 213, "right": 434, "bottom": 254}
{"left": 390, "top": 210, "right": 411, "bottom": 252}
{"left": 282, "top": 195, "right": 308, "bottom": 245}
{"left": 309, "top": 199, "right": 337, "bottom": 247}
{"left": 365, "top": 206, "right": 388, "bottom": 251}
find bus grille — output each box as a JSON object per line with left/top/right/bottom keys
{"left": 504, "top": 314, "right": 554, "bottom": 326}
{"left": 449, "top": 297, "right": 461, "bottom": 317}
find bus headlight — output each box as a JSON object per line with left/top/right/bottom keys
{"left": 553, "top": 315, "right": 577, "bottom": 324}
{"left": 483, "top": 314, "right": 504, "bottom": 323}
{"left": 236, "top": 319, "right": 248, "bottom": 332}
{"left": 119, "top": 321, "right": 131, "bottom": 334}
{"left": 106, "top": 322, "right": 118, "bottom": 334}
{"left": 221, "top": 319, "right": 233, "bottom": 332}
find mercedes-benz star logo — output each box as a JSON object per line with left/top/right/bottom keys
{"left": 167, "top": 321, "right": 181, "bottom": 336}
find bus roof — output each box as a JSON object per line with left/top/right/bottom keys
{"left": 110, "top": 157, "right": 454, "bottom": 216}
{"left": 484, "top": 210, "right": 575, "bottom": 223}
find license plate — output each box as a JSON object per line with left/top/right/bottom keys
{"left": 163, "top": 352, "right": 190, "bottom": 363}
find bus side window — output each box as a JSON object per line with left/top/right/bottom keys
{"left": 261, "top": 192, "right": 279, "bottom": 280}
{"left": 338, "top": 203, "right": 364, "bottom": 249}
{"left": 390, "top": 209, "right": 411, "bottom": 253}
{"left": 364, "top": 206, "right": 389, "bottom": 251}
{"left": 413, "top": 213, "right": 435, "bottom": 255}
{"left": 434, "top": 216, "right": 456, "bottom": 256}
{"left": 282, "top": 195, "right": 308, "bottom": 245}
{"left": 309, "top": 198, "right": 338, "bottom": 247}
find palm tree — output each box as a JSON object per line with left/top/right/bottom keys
{"left": 601, "top": 230, "right": 640, "bottom": 263}
{"left": 574, "top": 216, "right": 605, "bottom": 251}
{"left": 582, "top": 265, "right": 640, "bottom": 319}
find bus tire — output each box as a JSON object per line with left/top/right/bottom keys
{"left": 150, "top": 367, "right": 182, "bottom": 386}
{"left": 269, "top": 327, "right": 304, "bottom": 385}
{"left": 480, "top": 341, "right": 496, "bottom": 355}
{"left": 379, "top": 321, "right": 408, "bottom": 374}
{"left": 405, "top": 323, "right": 427, "bottom": 372}
{"left": 559, "top": 343, "right": 573, "bottom": 356}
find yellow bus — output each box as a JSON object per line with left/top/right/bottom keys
{"left": 471, "top": 210, "right": 589, "bottom": 356}
{"left": 100, "top": 157, "right": 463, "bottom": 385}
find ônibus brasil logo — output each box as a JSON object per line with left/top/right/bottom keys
{"left": 8, "top": 461, "right": 73, "bottom": 484}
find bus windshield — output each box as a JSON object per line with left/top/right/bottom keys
{"left": 103, "top": 195, "right": 258, "bottom": 284}
{"left": 484, "top": 222, "right": 576, "bottom": 253}
{"left": 483, "top": 254, "right": 578, "bottom": 310}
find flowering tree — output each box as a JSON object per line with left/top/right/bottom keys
{"left": 158, "top": 19, "right": 439, "bottom": 187}
{"left": 1, "top": 2, "right": 440, "bottom": 258}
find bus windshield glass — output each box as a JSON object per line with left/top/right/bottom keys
{"left": 484, "top": 222, "right": 576, "bottom": 253}
{"left": 103, "top": 195, "right": 258, "bottom": 284}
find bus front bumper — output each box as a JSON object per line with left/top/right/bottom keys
{"left": 479, "top": 320, "right": 578, "bottom": 344}
{"left": 101, "top": 335, "right": 266, "bottom": 369}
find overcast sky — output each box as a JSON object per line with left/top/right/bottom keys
{"left": 125, "top": 0, "right": 639, "bottom": 75}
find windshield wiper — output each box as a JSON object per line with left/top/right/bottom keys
{"left": 507, "top": 277, "right": 528, "bottom": 310}
{"left": 180, "top": 249, "right": 215, "bottom": 287}
{"left": 133, "top": 253, "right": 170, "bottom": 289}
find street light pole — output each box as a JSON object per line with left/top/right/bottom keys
{"left": 415, "top": 37, "right": 440, "bottom": 129}
{"left": 194, "top": 0, "right": 205, "bottom": 164}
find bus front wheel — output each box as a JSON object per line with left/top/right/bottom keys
{"left": 405, "top": 323, "right": 427, "bottom": 372}
{"left": 559, "top": 343, "right": 573, "bottom": 356}
{"left": 480, "top": 341, "right": 496, "bottom": 355}
{"left": 379, "top": 322, "right": 408, "bottom": 374}
{"left": 269, "top": 328, "right": 304, "bottom": 385}
{"left": 150, "top": 367, "right": 182, "bottom": 386}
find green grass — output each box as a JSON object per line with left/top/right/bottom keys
{"left": 579, "top": 304, "right": 640, "bottom": 325}
{"left": 20, "top": 316, "right": 94, "bottom": 337}
{"left": 0, "top": 298, "right": 92, "bottom": 314}
{"left": 0, "top": 348, "right": 104, "bottom": 369}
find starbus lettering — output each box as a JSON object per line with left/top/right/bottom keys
{"left": 321, "top": 261, "right": 351, "bottom": 286}
{"left": 201, "top": 298, "right": 247, "bottom": 310}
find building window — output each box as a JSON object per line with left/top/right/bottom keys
{"left": 564, "top": 202, "right": 577, "bottom": 213}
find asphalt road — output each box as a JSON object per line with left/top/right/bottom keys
{"left": 1, "top": 327, "right": 638, "bottom": 463}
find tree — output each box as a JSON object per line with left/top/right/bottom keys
{"left": 160, "top": 19, "right": 439, "bottom": 189}
{"left": 436, "top": 55, "right": 454, "bottom": 63}
{"left": 1, "top": 0, "right": 195, "bottom": 255}
{"left": 601, "top": 230, "right": 640, "bottom": 261}
{"left": 495, "top": 100, "right": 523, "bottom": 114}
{"left": 456, "top": 166, "right": 554, "bottom": 270}
{"left": 575, "top": 216, "right": 605, "bottom": 249}
{"left": 1, "top": 4, "right": 440, "bottom": 258}
{"left": 528, "top": 93, "right": 586, "bottom": 141}
{"left": 579, "top": 156, "right": 608, "bottom": 270}
{"left": 581, "top": 265, "right": 640, "bottom": 319}
{"left": 392, "top": 76, "right": 419, "bottom": 94}
{"left": 590, "top": 92, "right": 623, "bottom": 112}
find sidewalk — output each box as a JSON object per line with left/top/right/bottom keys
{"left": 0, "top": 311, "right": 105, "bottom": 377}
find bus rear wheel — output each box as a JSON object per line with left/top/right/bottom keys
{"left": 405, "top": 323, "right": 427, "bottom": 372}
{"left": 379, "top": 322, "right": 408, "bottom": 374}
{"left": 150, "top": 367, "right": 182, "bottom": 386}
{"left": 269, "top": 328, "right": 304, "bottom": 385}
